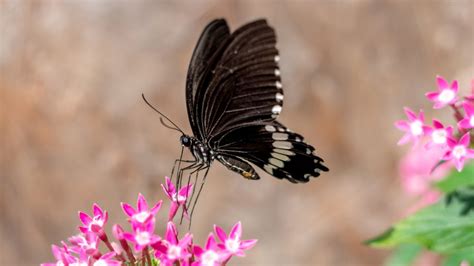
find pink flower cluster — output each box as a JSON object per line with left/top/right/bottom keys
{"left": 395, "top": 76, "right": 474, "bottom": 172}
{"left": 42, "top": 177, "right": 257, "bottom": 266}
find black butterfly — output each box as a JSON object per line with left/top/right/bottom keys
{"left": 144, "top": 18, "right": 328, "bottom": 200}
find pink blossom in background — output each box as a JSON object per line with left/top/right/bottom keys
{"left": 423, "top": 119, "right": 453, "bottom": 149}
{"left": 399, "top": 143, "right": 450, "bottom": 196}
{"left": 395, "top": 108, "right": 426, "bottom": 146}
{"left": 444, "top": 133, "right": 474, "bottom": 172}
{"left": 78, "top": 203, "right": 108, "bottom": 235}
{"left": 458, "top": 102, "right": 474, "bottom": 130}
{"left": 93, "top": 252, "right": 121, "bottom": 266}
{"left": 425, "top": 76, "right": 459, "bottom": 109}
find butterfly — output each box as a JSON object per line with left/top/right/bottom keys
{"left": 144, "top": 18, "right": 328, "bottom": 200}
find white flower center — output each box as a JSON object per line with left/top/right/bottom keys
{"left": 93, "top": 261, "right": 107, "bottom": 266}
{"left": 410, "top": 120, "right": 423, "bottom": 136}
{"left": 432, "top": 129, "right": 447, "bottom": 144}
{"left": 438, "top": 89, "right": 455, "bottom": 103}
{"left": 72, "top": 263, "right": 88, "bottom": 266}
{"left": 470, "top": 116, "right": 474, "bottom": 126}
{"left": 201, "top": 250, "right": 219, "bottom": 266}
{"left": 167, "top": 245, "right": 182, "bottom": 260}
{"left": 135, "top": 231, "right": 151, "bottom": 246}
{"left": 225, "top": 238, "right": 240, "bottom": 253}
{"left": 172, "top": 193, "right": 186, "bottom": 203}
{"left": 133, "top": 211, "right": 150, "bottom": 223}
{"left": 88, "top": 216, "right": 104, "bottom": 231}
{"left": 453, "top": 145, "right": 467, "bottom": 159}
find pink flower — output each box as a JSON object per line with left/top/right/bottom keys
{"left": 425, "top": 76, "right": 459, "bottom": 109}
{"left": 214, "top": 221, "right": 257, "bottom": 259}
{"left": 68, "top": 232, "right": 100, "bottom": 257}
{"left": 458, "top": 102, "right": 474, "bottom": 130}
{"left": 122, "top": 221, "right": 160, "bottom": 252}
{"left": 41, "top": 243, "right": 87, "bottom": 266}
{"left": 93, "top": 252, "right": 121, "bottom": 266}
{"left": 444, "top": 133, "right": 474, "bottom": 172}
{"left": 192, "top": 234, "right": 224, "bottom": 266}
{"left": 423, "top": 119, "right": 453, "bottom": 149}
{"left": 121, "top": 193, "right": 162, "bottom": 230}
{"left": 399, "top": 144, "right": 450, "bottom": 196}
{"left": 153, "top": 222, "right": 193, "bottom": 265}
{"left": 395, "top": 108, "right": 426, "bottom": 145}
{"left": 161, "top": 176, "right": 193, "bottom": 221}
{"left": 78, "top": 203, "right": 108, "bottom": 235}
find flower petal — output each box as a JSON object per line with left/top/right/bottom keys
{"left": 166, "top": 222, "right": 178, "bottom": 244}
{"left": 425, "top": 91, "right": 440, "bottom": 101}
{"left": 137, "top": 193, "right": 148, "bottom": 212}
{"left": 93, "top": 203, "right": 103, "bottom": 217}
{"left": 394, "top": 120, "right": 409, "bottom": 131}
{"left": 214, "top": 225, "right": 227, "bottom": 243}
{"left": 397, "top": 134, "right": 411, "bottom": 146}
{"left": 464, "top": 102, "right": 474, "bottom": 116}
{"left": 240, "top": 239, "right": 258, "bottom": 250}
{"left": 436, "top": 75, "right": 449, "bottom": 90}
{"left": 79, "top": 211, "right": 92, "bottom": 226}
{"left": 205, "top": 233, "right": 217, "bottom": 249}
{"left": 230, "top": 221, "right": 242, "bottom": 240}
{"left": 403, "top": 107, "right": 417, "bottom": 120}
{"left": 458, "top": 119, "right": 472, "bottom": 130}
{"left": 150, "top": 200, "right": 163, "bottom": 215}
{"left": 460, "top": 133, "right": 470, "bottom": 146}
{"left": 121, "top": 202, "right": 136, "bottom": 217}
{"left": 451, "top": 80, "right": 459, "bottom": 92}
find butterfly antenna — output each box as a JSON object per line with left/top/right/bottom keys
{"left": 141, "top": 93, "right": 184, "bottom": 134}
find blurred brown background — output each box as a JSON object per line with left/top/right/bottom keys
{"left": 1, "top": 0, "right": 473, "bottom": 265}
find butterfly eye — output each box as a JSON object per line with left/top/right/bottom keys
{"left": 180, "top": 135, "right": 191, "bottom": 147}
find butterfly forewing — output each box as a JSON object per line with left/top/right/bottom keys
{"left": 186, "top": 19, "right": 230, "bottom": 138}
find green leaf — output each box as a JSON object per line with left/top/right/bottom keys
{"left": 442, "top": 250, "right": 474, "bottom": 266}
{"left": 436, "top": 163, "right": 474, "bottom": 193}
{"left": 367, "top": 200, "right": 474, "bottom": 255}
{"left": 385, "top": 243, "right": 423, "bottom": 266}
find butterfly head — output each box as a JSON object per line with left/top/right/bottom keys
{"left": 180, "top": 135, "right": 192, "bottom": 147}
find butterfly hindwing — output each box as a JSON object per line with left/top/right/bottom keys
{"left": 215, "top": 123, "right": 328, "bottom": 183}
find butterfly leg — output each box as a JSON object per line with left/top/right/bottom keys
{"left": 170, "top": 146, "right": 195, "bottom": 183}
{"left": 188, "top": 166, "right": 210, "bottom": 228}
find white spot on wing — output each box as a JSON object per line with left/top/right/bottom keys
{"left": 264, "top": 164, "right": 276, "bottom": 174}
{"left": 276, "top": 92, "right": 284, "bottom": 102}
{"left": 304, "top": 174, "right": 311, "bottom": 179}
{"left": 265, "top": 125, "right": 276, "bottom": 132}
{"left": 275, "top": 81, "right": 282, "bottom": 89}
{"left": 274, "top": 55, "right": 280, "bottom": 62}
{"left": 277, "top": 127, "right": 285, "bottom": 132}
{"left": 275, "top": 69, "right": 280, "bottom": 76}
{"left": 273, "top": 148, "right": 295, "bottom": 156}
{"left": 272, "top": 105, "right": 282, "bottom": 114}
{"left": 271, "top": 152, "right": 290, "bottom": 161}
{"left": 269, "top": 158, "right": 284, "bottom": 168}
{"left": 272, "top": 132, "right": 288, "bottom": 140}
{"left": 272, "top": 141, "right": 293, "bottom": 149}
{"left": 306, "top": 148, "right": 311, "bottom": 154}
